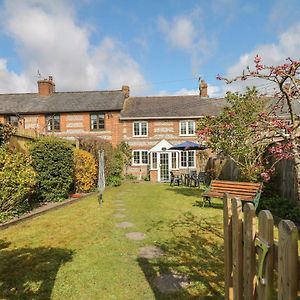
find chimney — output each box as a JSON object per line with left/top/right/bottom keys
{"left": 122, "top": 85, "right": 130, "bottom": 98}
{"left": 37, "top": 75, "right": 55, "bottom": 96}
{"left": 199, "top": 79, "right": 208, "bottom": 98}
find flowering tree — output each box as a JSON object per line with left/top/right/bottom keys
{"left": 207, "top": 57, "right": 300, "bottom": 195}
{"left": 198, "top": 88, "right": 272, "bottom": 181}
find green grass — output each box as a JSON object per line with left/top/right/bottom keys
{"left": 0, "top": 182, "right": 225, "bottom": 300}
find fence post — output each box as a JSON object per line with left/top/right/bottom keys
{"left": 257, "top": 210, "right": 274, "bottom": 300}
{"left": 278, "top": 219, "right": 298, "bottom": 300}
{"left": 243, "top": 203, "right": 256, "bottom": 300}
{"left": 224, "top": 193, "right": 233, "bottom": 300}
{"left": 232, "top": 198, "right": 243, "bottom": 300}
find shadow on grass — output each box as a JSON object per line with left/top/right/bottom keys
{"left": 0, "top": 241, "right": 74, "bottom": 300}
{"left": 138, "top": 212, "right": 224, "bottom": 299}
{"left": 166, "top": 187, "right": 203, "bottom": 198}
{"left": 193, "top": 200, "right": 224, "bottom": 210}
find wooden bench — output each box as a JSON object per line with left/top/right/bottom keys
{"left": 202, "top": 180, "right": 262, "bottom": 209}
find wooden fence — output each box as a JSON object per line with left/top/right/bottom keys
{"left": 224, "top": 194, "right": 299, "bottom": 300}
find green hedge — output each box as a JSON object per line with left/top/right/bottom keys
{"left": 29, "top": 137, "right": 74, "bottom": 201}
{"left": 0, "top": 147, "right": 36, "bottom": 220}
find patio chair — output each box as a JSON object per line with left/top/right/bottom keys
{"left": 192, "top": 171, "right": 210, "bottom": 187}
{"left": 170, "top": 171, "right": 182, "bottom": 186}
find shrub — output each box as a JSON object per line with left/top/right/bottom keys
{"left": 78, "top": 137, "right": 113, "bottom": 179}
{"left": 259, "top": 196, "right": 292, "bottom": 217}
{"left": 286, "top": 207, "right": 300, "bottom": 223}
{"left": 78, "top": 138, "right": 131, "bottom": 187}
{"left": 0, "top": 147, "right": 36, "bottom": 221}
{"left": 29, "top": 137, "right": 74, "bottom": 201}
{"left": 74, "top": 149, "right": 97, "bottom": 193}
{"left": 0, "top": 123, "right": 16, "bottom": 146}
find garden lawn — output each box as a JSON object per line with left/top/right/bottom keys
{"left": 0, "top": 182, "right": 225, "bottom": 300}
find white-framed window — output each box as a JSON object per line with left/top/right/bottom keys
{"left": 132, "top": 150, "right": 148, "bottom": 166}
{"left": 180, "top": 151, "right": 195, "bottom": 168}
{"left": 133, "top": 121, "right": 148, "bottom": 137}
{"left": 179, "top": 120, "right": 195, "bottom": 136}
{"left": 171, "top": 152, "right": 179, "bottom": 169}
{"left": 151, "top": 152, "right": 158, "bottom": 169}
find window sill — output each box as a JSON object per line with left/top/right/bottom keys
{"left": 179, "top": 134, "right": 196, "bottom": 137}
{"left": 132, "top": 135, "right": 149, "bottom": 138}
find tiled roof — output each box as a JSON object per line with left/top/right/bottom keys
{"left": 120, "top": 95, "right": 227, "bottom": 119}
{"left": 0, "top": 90, "right": 125, "bottom": 114}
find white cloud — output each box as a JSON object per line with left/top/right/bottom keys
{"left": 224, "top": 23, "right": 300, "bottom": 95}
{"left": 157, "top": 16, "right": 196, "bottom": 52}
{"left": 157, "top": 13, "right": 216, "bottom": 73}
{"left": 157, "top": 83, "right": 221, "bottom": 98}
{"left": 0, "top": 0, "right": 148, "bottom": 95}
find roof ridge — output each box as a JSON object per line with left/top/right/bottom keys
{"left": 0, "top": 89, "right": 123, "bottom": 96}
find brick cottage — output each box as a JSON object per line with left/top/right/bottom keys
{"left": 0, "top": 77, "right": 226, "bottom": 182}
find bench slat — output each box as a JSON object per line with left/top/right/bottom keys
{"left": 203, "top": 192, "right": 254, "bottom": 201}
{"left": 202, "top": 180, "right": 262, "bottom": 209}
{"left": 210, "top": 180, "right": 261, "bottom": 187}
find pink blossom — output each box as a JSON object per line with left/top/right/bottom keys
{"left": 254, "top": 55, "right": 262, "bottom": 64}
{"left": 261, "top": 172, "right": 270, "bottom": 182}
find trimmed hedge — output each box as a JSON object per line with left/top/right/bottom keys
{"left": 29, "top": 137, "right": 74, "bottom": 201}
{"left": 74, "top": 148, "right": 97, "bottom": 193}
{"left": 0, "top": 147, "right": 36, "bottom": 220}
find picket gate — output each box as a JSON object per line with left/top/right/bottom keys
{"left": 223, "top": 193, "right": 299, "bottom": 300}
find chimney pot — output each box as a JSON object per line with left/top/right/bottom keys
{"left": 122, "top": 85, "right": 130, "bottom": 98}
{"left": 37, "top": 75, "right": 55, "bottom": 97}
{"left": 199, "top": 79, "right": 208, "bottom": 98}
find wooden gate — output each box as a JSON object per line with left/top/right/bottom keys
{"left": 224, "top": 194, "right": 299, "bottom": 299}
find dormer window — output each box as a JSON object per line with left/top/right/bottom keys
{"left": 133, "top": 121, "right": 148, "bottom": 137}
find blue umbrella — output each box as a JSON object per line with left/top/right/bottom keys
{"left": 168, "top": 141, "right": 207, "bottom": 151}
{"left": 169, "top": 141, "right": 207, "bottom": 177}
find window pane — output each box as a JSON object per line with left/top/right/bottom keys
{"left": 53, "top": 115, "right": 60, "bottom": 131}
{"left": 152, "top": 153, "right": 157, "bottom": 169}
{"left": 133, "top": 151, "right": 140, "bottom": 164}
{"left": 98, "top": 113, "right": 105, "bottom": 129}
{"left": 134, "top": 123, "right": 140, "bottom": 136}
{"left": 141, "top": 122, "right": 147, "bottom": 135}
{"left": 142, "top": 151, "right": 148, "bottom": 164}
{"left": 172, "top": 152, "right": 177, "bottom": 169}
{"left": 188, "top": 121, "right": 195, "bottom": 135}
{"left": 188, "top": 151, "right": 195, "bottom": 167}
{"left": 90, "top": 115, "right": 97, "bottom": 129}
{"left": 181, "top": 151, "right": 187, "bottom": 167}
{"left": 180, "top": 121, "right": 186, "bottom": 135}
{"left": 47, "top": 118, "right": 52, "bottom": 131}
{"left": 7, "top": 116, "right": 19, "bottom": 127}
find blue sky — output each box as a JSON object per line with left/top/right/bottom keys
{"left": 0, "top": 0, "right": 300, "bottom": 96}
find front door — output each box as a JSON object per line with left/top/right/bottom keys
{"left": 159, "top": 152, "right": 170, "bottom": 182}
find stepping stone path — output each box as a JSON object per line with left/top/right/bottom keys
{"left": 115, "top": 204, "right": 125, "bottom": 208}
{"left": 113, "top": 213, "right": 126, "bottom": 218}
{"left": 113, "top": 200, "right": 124, "bottom": 203}
{"left": 116, "top": 208, "right": 126, "bottom": 212}
{"left": 138, "top": 246, "right": 164, "bottom": 259}
{"left": 125, "top": 232, "right": 146, "bottom": 240}
{"left": 153, "top": 273, "right": 189, "bottom": 293}
{"left": 116, "top": 222, "right": 134, "bottom": 228}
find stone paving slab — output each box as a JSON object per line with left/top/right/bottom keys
{"left": 153, "top": 273, "right": 189, "bottom": 293}
{"left": 115, "top": 222, "right": 134, "bottom": 228}
{"left": 113, "top": 213, "right": 126, "bottom": 218}
{"left": 138, "top": 246, "right": 164, "bottom": 259}
{"left": 125, "top": 232, "right": 146, "bottom": 240}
